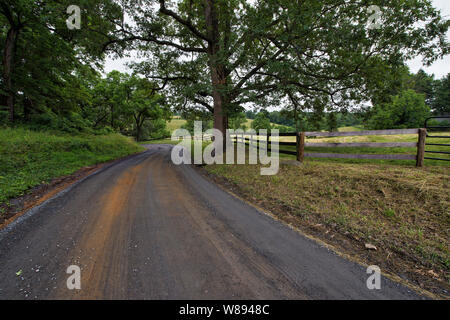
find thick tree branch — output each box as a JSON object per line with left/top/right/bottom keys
{"left": 159, "top": 0, "right": 210, "bottom": 43}
{"left": 102, "top": 33, "right": 206, "bottom": 53}
{"left": 193, "top": 98, "right": 213, "bottom": 112}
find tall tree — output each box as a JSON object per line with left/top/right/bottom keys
{"left": 125, "top": 76, "right": 171, "bottom": 141}
{"left": 0, "top": 0, "right": 123, "bottom": 123}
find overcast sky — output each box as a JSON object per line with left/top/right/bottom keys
{"left": 105, "top": 0, "right": 450, "bottom": 79}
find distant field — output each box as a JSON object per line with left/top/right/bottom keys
{"left": 167, "top": 116, "right": 187, "bottom": 132}
{"left": 244, "top": 118, "right": 253, "bottom": 128}
{"left": 338, "top": 126, "right": 363, "bottom": 132}
{"left": 166, "top": 117, "right": 292, "bottom": 134}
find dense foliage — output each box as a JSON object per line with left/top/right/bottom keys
{"left": 366, "top": 69, "right": 450, "bottom": 129}
{"left": 0, "top": 1, "right": 171, "bottom": 140}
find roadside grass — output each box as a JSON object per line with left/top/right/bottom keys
{"left": 0, "top": 127, "right": 144, "bottom": 205}
{"left": 204, "top": 160, "right": 450, "bottom": 288}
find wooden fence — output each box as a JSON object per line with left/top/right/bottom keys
{"left": 232, "top": 128, "right": 427, "bottom": 167}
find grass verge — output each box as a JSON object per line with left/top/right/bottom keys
{"left": 0, "top": 127, "right": 144, "bottom": 206}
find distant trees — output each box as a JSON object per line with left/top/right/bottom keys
{"left": 432, "top": 74, "right": 450, "bottom": 115}
{"left": 368, "top": 90, "right": 430, "bottom": 130}
{"left": 412, "top": 70, "right": 435, "bottom": 106}
{"left": 88, "top": 71, "right": 171, "bottom": 141}
{"left": 365, "top": 69, "right": 450, "bottom": 129}
{"left": 125, "top": 77, "right": 171, "bottom": 141}
{"left": 251, "top": 112, "right": 272, "bottom": 131}
{"left": 229, "top": 112, "right": 247, "bottom": 131}
{"left": 245, "top": 110, "right": 256, "bottom": 120}
{"left": 181, "top": 111, "right": 213, "bottom": 134}
{"left": 0, "top": 0, "right": 124, "bottom": 123}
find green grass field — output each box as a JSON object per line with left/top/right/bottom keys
{"left": 166, "top": 116, "right": 187, "bottom": 132}
{"left": 0, "top": 128, "right": 144, "bottom": 205}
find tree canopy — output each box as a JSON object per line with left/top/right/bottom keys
{"left": 103, "top": 0, "right": 448, "bottom": 141}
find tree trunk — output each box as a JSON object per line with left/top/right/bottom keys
{"left": 136, "top": 125, "right": 142, "bottom": 142}
{"left": 23, "top": 97, "right": 33, "bottom": 121}
{"left": 134, "top": 113, "right": 144, "bottom": 142}
{"left": 2, "top": 26, "right": 20, "bottom": 123}
{"left": 205, "top": 0, "right": 228, "bottom": 150}
{"left": 110, "top": 105, "right": 114, "bottom": 128}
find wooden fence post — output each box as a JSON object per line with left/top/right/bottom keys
{"left": 297, "top": 132, "right": 305, "bottom": 162}
{"left": 416, "top": 128, "right": 427, "bottom": 167}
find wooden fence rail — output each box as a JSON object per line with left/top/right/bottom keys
{"left": 231, "top": 128, "right": 427, "bottom": 167}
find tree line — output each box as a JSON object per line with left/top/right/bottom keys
{"left": 0, "top": 1, "right": 171, "bottom": 140}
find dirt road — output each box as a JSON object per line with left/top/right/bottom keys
{"left": 0, "top": 145, "right": 422, "bottom": 299}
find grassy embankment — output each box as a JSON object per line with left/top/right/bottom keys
{"left": 0, "top": 128, "right": 144, "bottom": 206}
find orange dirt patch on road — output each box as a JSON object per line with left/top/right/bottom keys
{"left": 60, "top": 162, "right": 146, "bottom": 299}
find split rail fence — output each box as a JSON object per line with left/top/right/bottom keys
{"left": 232, "top": 128, "right": 428, "bottom": 167}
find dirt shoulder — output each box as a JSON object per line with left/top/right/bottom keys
{"left": 0, "top": 151, "right": 144, "bottom": 230}
{"left": 199, "top": 162, "right": 450, "bottom": 298}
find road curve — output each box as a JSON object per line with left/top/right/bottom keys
{"left": 0, "top": 145, "right": 422, "bottom": 299}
